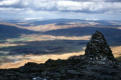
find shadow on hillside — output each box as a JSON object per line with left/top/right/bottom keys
{"left": 0, "top": 40, "right": 88, "bottom": 55}
{"left": 0, "top": 24, "right": 40, "bottom": 41}
{"left": 0, "top": 24, "right": 121, "bottom": 55}
{"left": 18, "top": 19, "right": 81, "bottom": 26}
{"left": 43, "top": 26, "right": 121, "bottom": 46}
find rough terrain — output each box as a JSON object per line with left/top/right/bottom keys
{"left": 0, "top": 31, "right": 121, "bottom": 80}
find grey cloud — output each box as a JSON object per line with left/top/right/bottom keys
{"left": 70, "top": 0, "right": 121, "bottom": 2}
{"left": 0, "top": 0, "right": 121, "bottom": 14}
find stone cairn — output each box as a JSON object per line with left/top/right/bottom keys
{"left": 85, "top": 31, "right": 116, "bottom": 64}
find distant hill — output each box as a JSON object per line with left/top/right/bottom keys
{"left": 43, "top": 26, "right": 121, "bottom": 46}
{"left": 2, "top": 19, "right": 121, "bottom": 27}
{"left": 9, "top": 19, "right": 121, "bottom": 26}
{"left": 15, "top": 19, "right": 83, "bottom": 26}
{"left": 0, "top": 24, "right": 38, "bottom": 40}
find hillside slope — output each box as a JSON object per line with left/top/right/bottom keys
{"left": 0, "top": 31, "right": 121, "bottom": 80}
{"left": 0, "top": 24, "right": 38, "bottom": 40}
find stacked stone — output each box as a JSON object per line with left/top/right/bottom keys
{"left": 85, "top": 31, "right": 115, "bottom": 64}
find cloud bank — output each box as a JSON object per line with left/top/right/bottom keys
{"left": 0, "top": 0, "right": 121, "bottom": 20}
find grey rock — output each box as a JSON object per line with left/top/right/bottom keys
{"left": 32, "top": 77, "right": 47, "bottom": 80}
{"left": 67, "top": 70, "right": 80, "bottom": 75}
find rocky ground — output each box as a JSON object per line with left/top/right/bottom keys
{"left": 0, "top": 31, "right": 121, "bottom": 80}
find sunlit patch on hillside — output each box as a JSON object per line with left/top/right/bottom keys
{"left": 0, "top": 51, "right": 85, "bottom": 69}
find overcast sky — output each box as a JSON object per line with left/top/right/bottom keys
{"left": 0, "top": 0, "right": 121, "bottom": 21}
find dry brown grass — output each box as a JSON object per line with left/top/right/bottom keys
{"left": 0, "top": 45, "right": 121, "bottom": 69}
{"left": 22, "top": 23, "right": 98, "bottom": 32}
{"left": 0, "top": 51, "right": 84, "bottom": 69}
{"left": 20, "top": 34, "right": 91, "bottom": 41}
{"left": 111, "top": 46, "right": 121, "bottom": 58}
{"left": 0, "top": 22, "right": 24, "bottom": 28}
{"left": 0, "top": 43, "right": 25, "bottom": 48}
